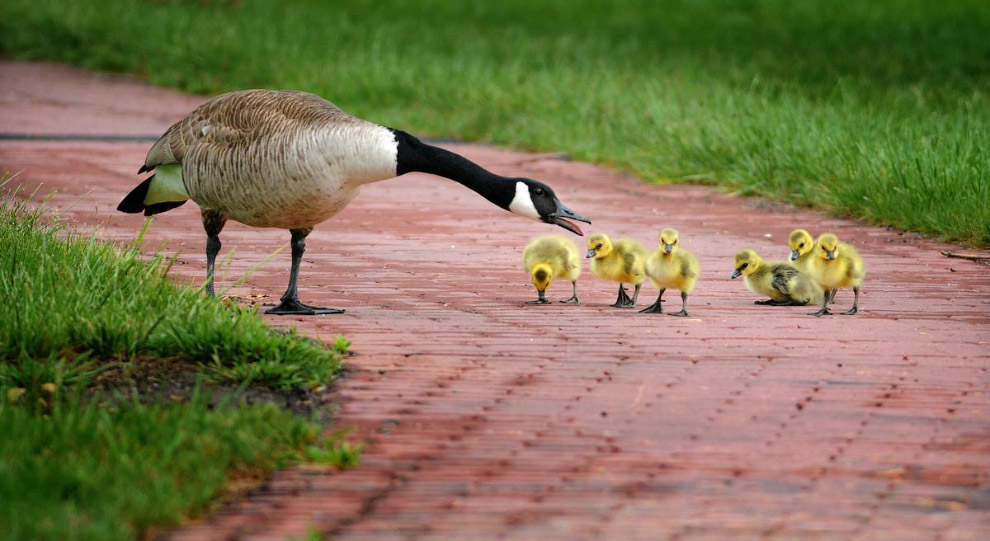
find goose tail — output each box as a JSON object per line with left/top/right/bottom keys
{"left": 117, "top": 164, "right": 190, "bottom": 216}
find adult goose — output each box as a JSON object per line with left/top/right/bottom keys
{"left": 117, "top": 89, "right": 591, "bottom": 315}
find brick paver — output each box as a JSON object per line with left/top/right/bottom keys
{"left": 1, "top": 61, "right": 988, "bottom": 540}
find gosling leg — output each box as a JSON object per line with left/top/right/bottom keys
{"left": 841, "top": 287, "right": 860, "bottom": 315}
{"left": 639, "top": 288, "right": 665, "bottom": 314}
{"left": 559, "top": 281, "right": 580, "bottom": 304}
{"left": 670, "top": 291, "right": 690, "bottom": 317}
{"left": 629, "top": 283, "right": 642, "bottom": 307}
{"left": 810, "top": 293, "right": 832, "bottom": 317}
{"left": 267, "top": 228, "right": 344, "bottom": 315}
{"left": 201, "top": 209, "right": 227, "bottom": 297}
{"left": 527, "top": 289, "right": 550, "bottom": 304}
{"left": 612, "top": 284, "right": 632, "bottom": 307}
{"left": 828, "top": 288, "right": 837, "bottom": 304}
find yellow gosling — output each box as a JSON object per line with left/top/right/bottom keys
{"left": 522, "top": 235, "right": 582, "bottom": 304}
{"left": 586, "top": 233, "right": 648, "bottom": 307}
{"left": 808, "top": 233, "right": 866, "bottom": 316}
{"left": 641, "top": 228, "right": 700, "bottom": 317}
{"left": 731, "top": 249, "right": 823, "bottom": 306}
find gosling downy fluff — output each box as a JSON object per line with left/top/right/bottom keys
{"left": 808, "top": 233, "right": 866, "bottom": 316}
{"left": 640, "top": 228, "right": 700, "bottom": 317}
{"left": 586, "top": 233, "right": 648, "bottom": 307}
{"left": 522, "top": 235, "right": 582, "bottom": 304}
{"left": 731, "top": 249, "right": 823, "bottom": 306}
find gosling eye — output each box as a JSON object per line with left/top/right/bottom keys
{"left": 740, "top": 263, "right": 749, "bottom": 270}
{"left": 596, "top": 243, "right": 603, "bottom": 249}
{"left": 799, "top": 243, "right": 804, "bottom": 248}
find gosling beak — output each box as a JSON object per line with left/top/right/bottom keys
{"left": 549, "top": 200, "right": 591, "bottom": 236}
{"left": 790, "top": 250, "right": 800, "bottom": 261}
{"left": 827, "top": 250, "right": 835, "bottom": 260}
{"left": 586, "top": 249, "right": 596, "bottom": 259}
{"left": 664, "top": 244, "right": 673, "bottom": 254}
{"left": 730, "top": 268, "right": 742, "bottom": 279}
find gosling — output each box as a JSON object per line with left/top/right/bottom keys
{"left": 808, "top": 233, "right": 865, "bottom": 316}
{"left": 522, "top": 235, "right": 581, "bottom": 304}
{"left": 640, "top": 228, "right": 699, "bottom": 317}
{"left": 731, "top": 249, "right": 823, "bottom": 306}
{"left": 586, "top": 233, "right": 648, "bottom": 307}
{"left": 790, "top": 228, "right": 836, "bottom": 304}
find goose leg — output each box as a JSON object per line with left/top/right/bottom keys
{"left": 526, "top": 289, "right": 550, "bottom": 304}
{"left": 841, "top": 287, "right": 859, "bottom": 315}
{"left": 670, "top": 291, "right": 690, "bottom": 317}
{"left": 639, "top": 288, "right": 665, "bottom": 314}
{"left": 202, "top": 209, "right": 227, "bottom": 297}
{"left": 828, "top": 288, "right": 837, "bottom": 304}
{"left": 612, "top": 284, "right": 631, "bottom": 307}
{"left": 559, "top": 281, "right": 580, "bottom": 304}
{"left": 267, "top": 228, "right": 344, "bottom": 315}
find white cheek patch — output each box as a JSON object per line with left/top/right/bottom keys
{"left": 508, "top": 182, "right": 541, "bottom": 220}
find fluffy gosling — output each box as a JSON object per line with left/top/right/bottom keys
{"left": 522, "top": 235, "right": 581, "bottom": 304}
{"left": 586, "top": 233, "right": 648, "bottom": 307}
{"left": 731, "top": 249, "right": 823, "bottom": 306}
{"left": 640, "top": 228, "right": 700, "bottom": 317}
{"left": 808, "top": 233, "right": 865, "bottom": 316}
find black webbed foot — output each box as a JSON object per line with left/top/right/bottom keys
{"left": 266, "top": 298, "right": 344, "bottom": 315}
{"left": 810, "top": 307, "right": 832, "bottom": 317}
{"left": 669, "top": 309, "right": 689, "bottom": 317}
{"left": 526, "top": 298, "right": 551, "bottom": 304}
{"left": 559, "top": 296, "right": 580, "bottom": 304}
{"left": 639, "top": 301, "right": 663, "bottom": 314}
{"left": 612, "top": 286, "right": 633, "bottom": 307}
{"left": 841, "top": 306, "right": 858, "bottom": 315}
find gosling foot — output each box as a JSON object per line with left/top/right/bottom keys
{"left": 266, "top": 299, "right": 344, "bottom": 315}
{"left": 639, "top": 301, "right": 663, "bottom": 314}
{"left": 809, "top": 307, "right": 832, "bottom": 317}
{"left": 559, "top": 296, "right": 580, "bottom": 304}
{"left": 669, "top": 309, "right": 689, "bottom": 317}
{"left": 526, "top": 298, "right": 551, "bottom": 304}
{"left": 612, "top": 286, "right": 634, "bottom": 308}
{"left": 841, "top": 306, "right": 859, "bottom": 315}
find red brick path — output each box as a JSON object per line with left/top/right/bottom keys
{"left": 2, "top": 61, "right": 988, "bottom": 540}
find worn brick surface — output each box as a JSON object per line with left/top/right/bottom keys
{"left": 2, "top": 61, "right": 988, "bottom": 540}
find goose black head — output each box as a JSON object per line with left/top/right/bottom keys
{"left": 508, "top": 178, "right": 591, "bottom": 236}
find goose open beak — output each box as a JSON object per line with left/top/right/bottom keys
{"left": 550, "top": 200, "right": 591, "bottom": 236}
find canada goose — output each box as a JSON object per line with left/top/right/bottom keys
{"left": 640, "top": 228, "right": 699, "bottom": 317}
{"left": 731, "top": 249, "right": 823, "bottom": 306}
{"left": 522, "top": 235, "right": 581, "bottom": 304}
{"left": 586, "top": 233, "right": 648, "bottom": 307}
{"left": 117, "top": 90, "right": 591, "bottom": 315}
{"left": 808, "top": 233, "right": 865, "bottom": 316}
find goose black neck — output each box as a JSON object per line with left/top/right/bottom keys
{"left": 390, "top": 129, "right": 514, "bottom": 209}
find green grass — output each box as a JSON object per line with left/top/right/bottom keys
{"left": 0, "top": 186, "right": 342, "bottom": 391}
{"left": 1, "top": 0, "right": 987, "bottom": 246}
{"left": 0, "top": 183, "right": 355, "bottom": 540}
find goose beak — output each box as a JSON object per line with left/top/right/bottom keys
{"left": 664, "top": 244, "right": 673, "bottom": 254}
{"left": 550, "top": 200, "right": 591, "bottom": 236}
{"left": 586, "top": 248, "right": 596, "bottom": 258}
{"left": 730, "top": 268, "right": 742, "bottom": 279}
{"left": 827, "top": 250, "right": 835, "bottom": 260}
{"left": 790, "top": 250, "right": 800, "bottom": 261}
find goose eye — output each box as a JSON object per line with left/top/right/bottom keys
{"left": 596, "top": 243, "right": 603, "bottom": 249}
{"left": 799, "top": 243, "right": 804, "bottom": 248}
{"left": 741, "top": 263, "right": 748, "bottom": 269}
{"left": 534, "top": 187, "right": 544, "bottom": 196}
